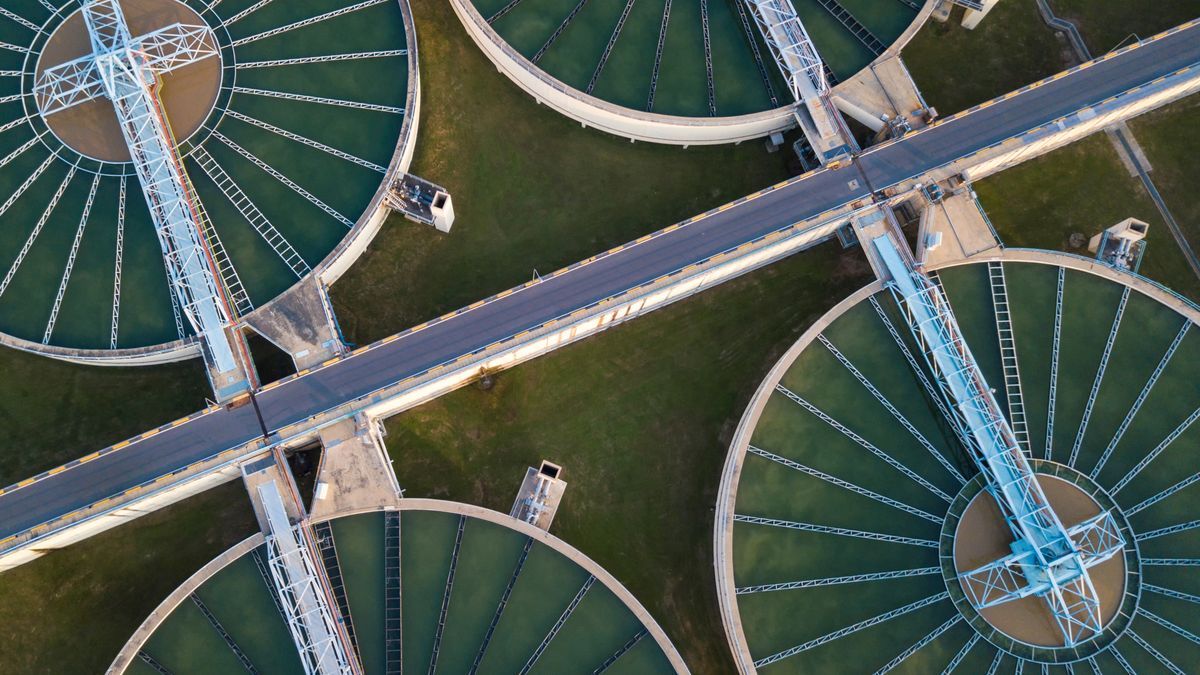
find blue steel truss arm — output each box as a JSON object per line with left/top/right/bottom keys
{"left": 871, "top": 233, "right": 1124, "bottom": 647}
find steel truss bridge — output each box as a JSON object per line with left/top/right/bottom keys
{"left": 742, "top": 0, "right": 853, "bottom": 162}
{"left": 33, "top": 0, "right": 249, "bottom": 396}
{"left": 0, "top": 19, "right": 1199, "bottom": 572}
{"left": 258, "top": 480, "right": 358, "bottom": 675}
{"left": 873, "top": 234, "right": 1125, "bottom": 646}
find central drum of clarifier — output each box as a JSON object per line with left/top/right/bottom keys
{"left": 34, "top": 0, "right": 221, "bottom": 163}
{"left": 943, "top": 462, "right": 1139, "bottom": 662}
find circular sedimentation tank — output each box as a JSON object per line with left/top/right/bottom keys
{"left": 114, "top": 502, "right": 685, "bottom": 674}
{"left": 451, "top": 0, "right": 927, "bottom": 142}
{"left": 0, "top": 0, "right": 416, "bottom": 357}
{"left": 716, "top": 257, "right": 1200, "bottom": 673}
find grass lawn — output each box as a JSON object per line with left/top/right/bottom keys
{"left": 1129, "top": 95, "right": 1200, "bottom": 283}
{"left": 329, "top": 0, "right": 794, "bottom": 344}
{"left": 0, "top": 349, "right": 208, "bottom": 487}
{"left": 383, "top": 241, "right": 874, "bottom": 674}
{"left": 901, "top": 1, "right": 1070, "bottom": 116}
{"left": 1049, "top": 0, "right": 1200, "bottom": 55}
{"left": 974, "top": 133, "right": 1200, "bottom": 300}
{"left": 0, "top": 481, "right": 256, "bottom": 674}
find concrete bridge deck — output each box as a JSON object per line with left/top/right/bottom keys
{"left": 1, "top": 19, "right": 1198, "bottom": 565}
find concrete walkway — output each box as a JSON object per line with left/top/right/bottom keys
{"left": 917, "top": 190, "right": 1002, "bottom": 267}
{"left": 309, "top": 416, "right": 402, "bottom": 519}
{"left": 243, "top": 277, "right": 346, "bottom": 371}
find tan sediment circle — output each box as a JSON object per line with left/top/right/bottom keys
{"left": 34, "top": 0, "right": 221, "bottom": 162}
{"left": 953, "top": 475, "right": 1126, "bottom": 647}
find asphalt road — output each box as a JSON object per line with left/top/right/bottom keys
{"left": 2, "top": 23, "right": 1197, "bottom": 541}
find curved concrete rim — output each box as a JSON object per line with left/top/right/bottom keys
{"left": 110, "top": 499, "right": 689, "bottom": 675}
{"left": 713, "top": 253, "right": 1199, "bottom": 672}
{"left": 941, "top": 248, "right": 1200, "bottom": 325}
{"left": 450, "top": 0, "right": 933, "bottom": 146}
{"left": 713, "top": 281, "right": 882, "bottom": 674}
{"left": 108, "top": 533, "right": 265, "bottom": 675}
{"left": 1, "top": 0, "right": 421, "bottom": 365}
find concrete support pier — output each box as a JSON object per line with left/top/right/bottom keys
{"left": 243, "top": 277, "right": 346, "bottom": 371}
{"left": 834, "top": 56, "right": 932, "bottom": 133}
{"left": 309, "top": 416, "right": 402, "bottom": 519}
{"left": 962, "top": 0, "right": 1002, "bottom": 29}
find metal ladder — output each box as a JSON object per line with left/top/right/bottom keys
{"left": 311, "top": 521, "right": 361, "bottom": 658}
{"left": 191, "top": 147, "right": 311, "bottom": 278}
{"left": 814, "top": 0, "right": 886, "bottom": 55}
{"left": 988, "top": 262, "right": 1031, "bottom": 456}
{"left": 384, "top": 511, "right": 402, "bottom": 675}
{"left": 191, "top": 195, "right": 254, "bottom": 318}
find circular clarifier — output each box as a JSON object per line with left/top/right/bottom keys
{"left": 112, "top": 502, "right": 686, "bottom": 674}
{"left": 716, "top": 256, "right": 1200, "bottom": 673}
{"left": 452, "top": 0, "right": 928, "bottom": 142}
{"left": 0, "top": 0, "right": 417, "bottom": 356}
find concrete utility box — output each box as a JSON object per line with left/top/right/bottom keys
{"left": 510, "top": 460, "right": 567, "bottom": 531}
{"left": 1089, "top": 218, "right": 1149, "bottom": 271}
{"left": 386, "top": 174, "right": 455, "bottom": 233}
{"left": 429, "top": 189, "right": 454, "bottom": 233}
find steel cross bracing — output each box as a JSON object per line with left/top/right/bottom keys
{"left": 32, "top": 0, "right": 243, "bottom": 376}
{"left": 741, "top": 0, "right": 848, "bottom": 160}
{"left": 259, "top": 481, "right": 357, "bottom": 675}
{"left": 741, "top": 0, "right": 826, "bottom": 100}
{"left": 871, "top": 234, "right": 1125, "bottom": 647}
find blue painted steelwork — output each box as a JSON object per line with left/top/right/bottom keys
{"left": 872, "top": 234, "right": 1125, "bottom": 647}
{"left": 32, "top": 0, "right": 247, "bottom": 389}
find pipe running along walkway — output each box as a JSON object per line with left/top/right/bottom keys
{"left": 0, "top": 20, "right": 1199, "bottom": 558}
